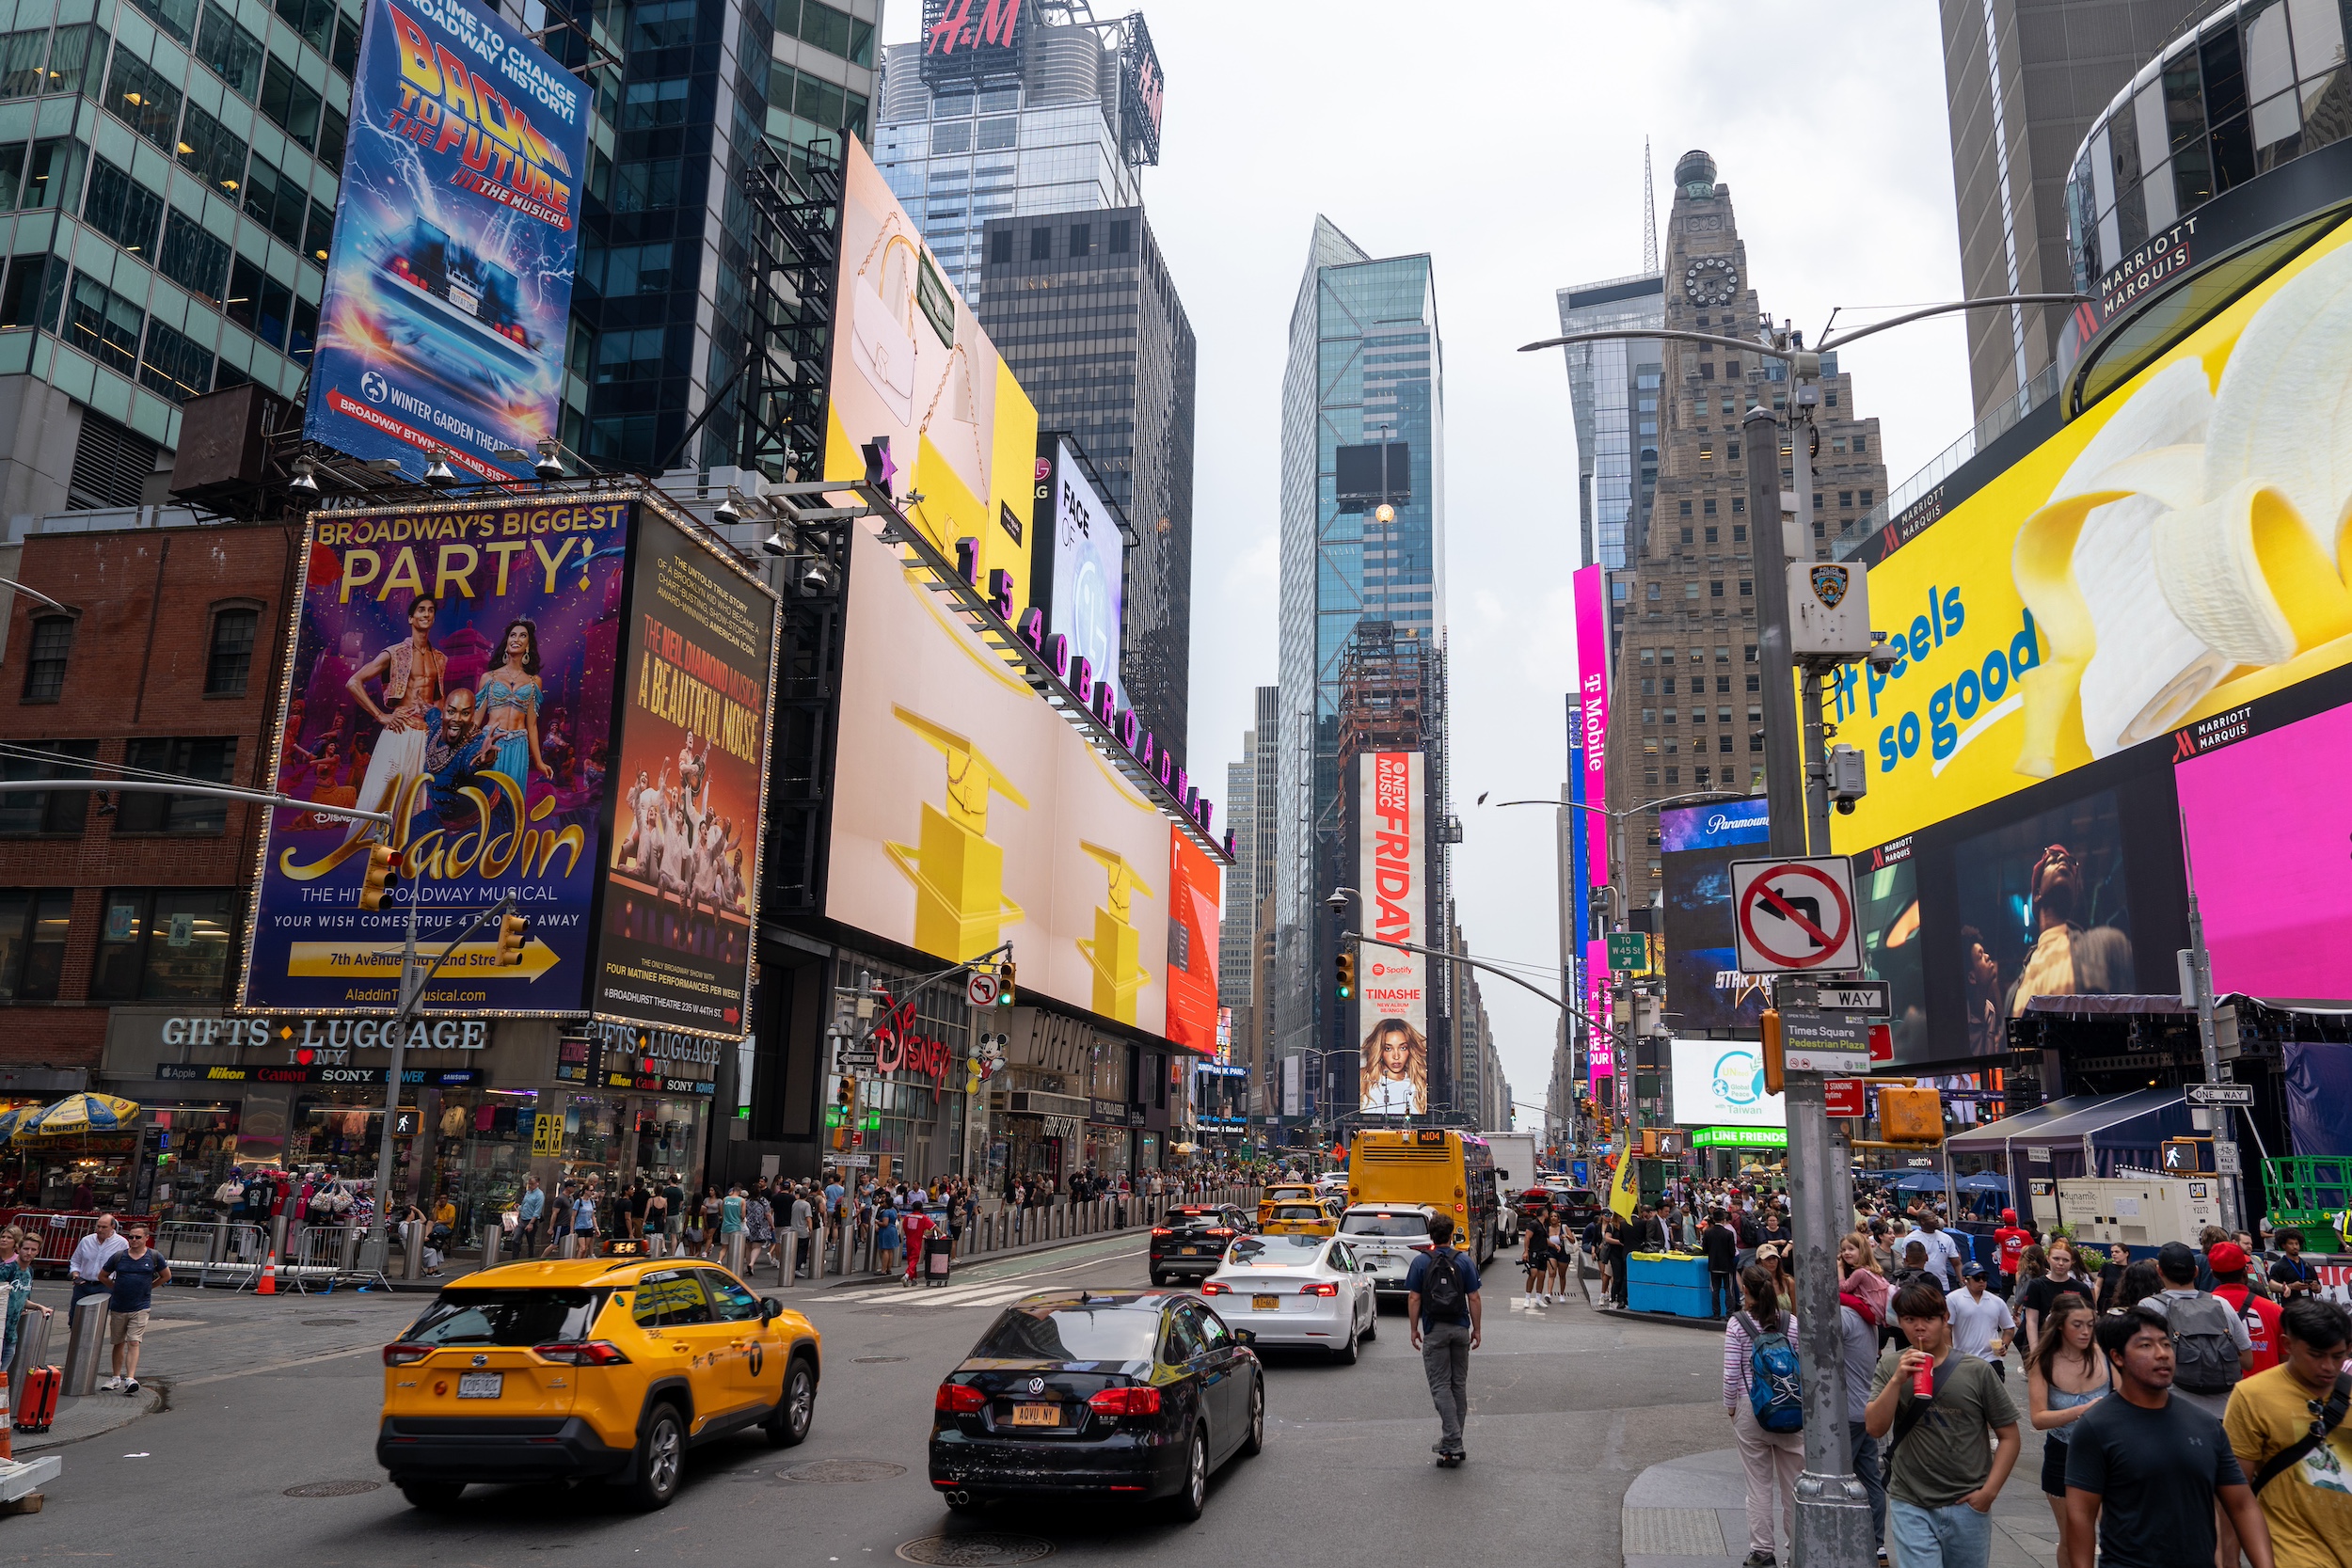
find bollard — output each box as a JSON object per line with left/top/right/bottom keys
{"left": 402, "top": 1220, "right": 427, "bottom": 1279}
{"left": 480, "top": 1222, "right": 503, "bottom": 1275}
{"left": 724, "top": 1231, "right": 746, "bottom": 1276}
{"left": 61, "top": 1296, "right": 109, "bottom": 1396}
{"left": 781, "top": 1229, "right": 799, "bottom": 1287}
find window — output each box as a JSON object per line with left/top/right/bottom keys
{"left": 1746, "top": 673, "right": 1760, "bottom": 692}
{"left": 1813, "top": 491, "right": 1824, "bottom": 510}
{"left": 1859, "top": 490, "right": 1874, "bottom": 507}
{"left": 1825, "top": 389, "right": 1839, "bottom": 407}
{"left": 88, "top": 887, "right": 236, "bottom": 1001}
{"left": 621, "top": 76, "right": 688, "bottom": 129}
{"left": 66, "top": 271, "right": 143, "bottom": 373}
{"left": 224, "top": 255, "right": 263, "bottom": 338}
{"left": 595, "top": 325, "right": 667, "bottom": 383}
{"left": 704, "top": 1271, "right": 761, "bottom": 1322}
{"left": 1029, "top": 227, "right": 1051, "bottom": 261}
{"left": 159, "top": 210, "right": 230, "bottom": 303}
{"left": 1070, "top": 223, "right": 1089, "bottom": 255}
{"left": 1639, "top": 648, "right": 1654, "bottom": 664}
{"left": 274, "top": 0, "right": 335, "bottom": 55}
{"left": 975, "top": 115, "right": 1015, "bottom": 150}
{"left": 1109, "top": 219, "right": 1131, "bottom": 252}
{"left": 198, "top": 4, "right": 264, "bottom": 103}
{"left": 1709, "top": 579, "right": 1724, "bottom": 598}
{"left": 242, "top": 156, "right": 305, "bottom": 246}
{"left": 1730, "top": 498, "right": 1744, "bottom": 514}
{"left": 929, "top": 119, "right": 969, "bottom": 154}
{"left": 105, "top": 50, "right": 183, "bottom": 151}
{"left": 315, "top": 103, "right": 346, "bottom": 170}
{"left": 1704, "top": 525, "right": 1718, "bottom": 543}
{"left": 0, "top": 252, "right": 55, "bottom": 329}
{"left": 1814, "top": 519, "right": 1828, "bottom": 538}
{"left": 1744, "top": 644, "right": 1759, "bottom": 663}
{"left": 0, "top": 30, "right": 46, "bottom": 97}
{"left": 1740, "top": 579, "right": 1753, "bottom": 597}
{"left": 84, "top": 158, "right": 164, "bottom": 256}
{"left": 115, "top": 737, "right": 237, "bottom": 834}
{"left": 1838, "top": 490, "right": 1853, "bottom": 507}
{"left": 288, "top": 293, "right": 315, "bottom": 363}
{"left": 1750, "top": 732, "right": 1765, "bottom": 752}
{"left": 135, "top": 0, "right": 203, "bottom": 46}
{"left": 303, "top": 198, "right": 333, "bottom": 266}
{"left": 23, "top": 136, "right": 87, "bottom": 211}
{"left": 178, "top": 100, "right": 245, "bottom": 193}
{"left": 1699, "top": 361, "right": 1714, "bottom": 379}
{"left": 0, "top": 889, "right": 70, "bottom": 1001}
{"left": 138, "top": 318, "right": 213, "bottom": 401}
{"left": 1703, "top": 499, "right": 1717, "bottom": 515}
{"left": 1852, "top": 433, "right": 1867, "bottom": 453}
{"left": 1677, "top": 525, "right": 1692, "bottom": 543}
{"left": 1732, "top": 524, "right": 1746, "bottom": 542}
{"left": 0, "top": 739, "right": 95, "bottom": 832}
{"left": 330, "top": 8, "right": 359, "bottom": 76}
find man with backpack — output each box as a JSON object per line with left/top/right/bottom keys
{"left": 2146, "top": 1241, "right": 2253, "bottom": 1419}
{"left": 1865, "top": 1278, "right": 2022, "bottom": 1568}
{"left": 1406, "top": 1212, "right": 1482, "bottom": 1467}
{"left": 2223, "top": 1295, "right": 2352, "bottom": 1568}
{"left": 2210, "top": 1242, "right": 2284, "bottom": 1375}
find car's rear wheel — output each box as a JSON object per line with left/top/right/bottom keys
{"left": 1360, "top": 1296, "right": 1378, "bottom": 1339}
{"left": 1166, "top": 1424, "right": 1208, "bottom": 1521}
{"left": 399, "top": 1481, "right": 463, "bottom": 1511}
{"left": 1149, "top": 1269, "right": 1168, "bottom": 1288}
{"left": 1332, "top": 1318, "right": 1359, "bottom": 1365}
{"left": 619, "top": 1402, "right": 686, "bottom": 1512}
{"left": 1237, "top": 1373, "right": 1264, "bottom": 1457}
{"left": 767, "top": 1357, "right": 816, "bottom": 1447}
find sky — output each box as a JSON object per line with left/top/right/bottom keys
{"left": 881, "top": 1, "right": 1980, "bottom": 1125}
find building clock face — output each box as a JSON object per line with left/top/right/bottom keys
{"left": 1685, "top": 256, "right": 1739, "bottom": 307}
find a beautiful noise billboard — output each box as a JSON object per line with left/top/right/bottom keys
{"left": 305, "top": 0, "right": 591, "bottom": 482}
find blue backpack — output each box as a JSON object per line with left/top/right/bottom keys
{"left": 1738, "top": 1311, "right": 1804, "bottom": 1432}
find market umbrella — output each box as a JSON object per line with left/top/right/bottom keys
{"left": 0, "top": 1106, "right": 28, "bottom": 1142}
{"left": 1955, "top": 1172, "right": 2010, "bottom": 1192}
{"left": 12, "top": 1092, "right": 142, "bottom": 1140}
{"left": 1891, "top": 1169, "right": 1948, "bottom": 1193}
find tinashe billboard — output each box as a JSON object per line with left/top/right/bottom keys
{"left": 306, "top": 0, "right": 590, "bottom": 483}
{"left": 1357, "top": 751, "right": 1429, "bottom": 1117}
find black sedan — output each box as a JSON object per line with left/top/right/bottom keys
{"left": 1148, "top": 1204, "right": 1251, "bottom": 1286}
{"left": 930, "top": 1291, "right": 1264, "bottom": 1520}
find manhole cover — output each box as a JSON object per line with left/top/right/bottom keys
{"left": 283, "top": 1481, "right": 382, "bottom": 1497}
{"left": 852, "top": 1354, "right": 910, "bottom": 1363}
{"left": 896, "top": 1538, "right": 1054, "bottom": 1567}
{"left": 300, "top": 1318, "right": 359, "bottom": 1327}
{"left": 784, "top": 1459, "right": 907, "bottom": 1483}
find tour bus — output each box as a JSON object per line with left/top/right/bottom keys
{"left": 1344, "top": 1127, "right": 1500, "bottom": 1264}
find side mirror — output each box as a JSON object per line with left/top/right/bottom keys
{"left": 1230, "top": 1327, "right": 1256, "bottom": 1347}
{"left": 760, "top": 1296, "right": 783, "bottom": 1323}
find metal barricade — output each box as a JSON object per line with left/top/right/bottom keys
{"left": 151, "top": 1219, "right": 271, "bottom": 1289}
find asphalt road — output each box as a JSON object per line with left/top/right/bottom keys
{"left": 0, "top": 1239, "right": 1730, "bottom": 1565}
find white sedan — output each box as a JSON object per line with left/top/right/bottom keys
{"left": 1198, "top": 1233, "right": 1378, "bottom": 1362}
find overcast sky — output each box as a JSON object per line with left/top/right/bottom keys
{"left": 881, "top": 2, "right": 1979, "bottom": 1125}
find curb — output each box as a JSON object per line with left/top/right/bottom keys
{"left": 14, "top": 1386, "right": 163, "bottom": 1455}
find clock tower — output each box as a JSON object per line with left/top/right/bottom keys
{"left": 1599, "top": 150, "right": 1889, "bottom": 918}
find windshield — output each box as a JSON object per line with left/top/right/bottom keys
{"left": 1341, "top": 1211, "right": 1430, "bottom": 1238}
{"left": 1226, "top": 1235, "right": 1328, "bottom": 1266}
{"left": 969, "top": 1305, "right": 1161, "bottom": 1364}
{"left": 1564, "top": 1190, "right": 1597, "bottom": 1206}
{"left": 404, "top": 1289, "right": 606, "bottom": 1346}
{"left": 1163, "top": 1210, "right": 1231, "bottom": 1230}
{"left": 1268, "top": 1205, "right": 1325, "bottom": 1222}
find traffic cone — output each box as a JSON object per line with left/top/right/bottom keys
{"left": 0, "top": 1367, "right": 13, "bottom": 1459}
{"left": 258, "top": 1248, "right": 278, "bottom": 1296}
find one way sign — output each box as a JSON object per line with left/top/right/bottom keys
{"left": 1731, "top": 857, "right": 1863, "bottom": 974}
{"left": 2184, "top": 1083, "right": 2254, "bottom": 1107}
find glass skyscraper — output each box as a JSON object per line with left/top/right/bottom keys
{"left": 1274, "top": 215, "right": 1446, "bottom": 1104}
{"left": 1557, "top": 270, "right": 1662, "bottom": 574}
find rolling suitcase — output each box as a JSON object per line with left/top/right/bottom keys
{"left": 15, "top": 1367, "right": 60, "bottom": 1433}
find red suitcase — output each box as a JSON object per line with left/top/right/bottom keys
{"left": 14, "top": 1367, "right": 60, "bottom": 1433}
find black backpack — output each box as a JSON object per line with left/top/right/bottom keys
{"left": 1422, "top": 1248, "right": 1466, "bottom": 1316}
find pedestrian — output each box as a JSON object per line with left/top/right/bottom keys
{"left": 745, "top": 1186, "right": 776, "bottom": 1271}
{"left": 625, "top": 1178, "right": 650, "bottom": 1243}
{"left": 2020, "top": 1238, "right": 2098, "bottom": 1354}
{"left": 2062, "top": 1303, "right": 2276, "bottom": 1568}
{"left": 1904, "top": 1210, "right": 1963, "bottom": 1291}
{"left": 1406, "top": 1212, "right": 1481, "bottom": 1466}
{"left": 2223, "top": 1295, "right": 2352, "bottom": 1568}
{"left": 1951, "top": 1264, "right": 2017, "bottom": 1378}
{"left": 644, "top": 1180, "right": 669, "bottom": 1256}
{"left": 1837, "top": 1275, "right": 1889, "bottom": 1559}
{"left": 720, "top": 1184, "right": 745, "bottom": 1261}
{"left": 1865, "top": 1277, "right": 2022, "bottom": 1568}
{"left": 68, "top": 1213, "right": 126, "bottom": 1309}
{"left": 1840, "top": 1231, "right": 1891, "bottom": 1329}
{"left": 901, "top": 1202, "right": 933, "bottom": 1287}
{"left": 1705, "top": 1208, "right": 1740, "bottom": 1321}
{"left": 876, "top": 1200, "right": 902, "bottom": 1276}
{"left": 2210, "top": 1242, "right": 2284, "bottom": 1375}
{"left": 516, "top": 1174, "right": 545, "bottom": 1258}
{"left": 0, "top": 1228, "right": 46, "bottom": 1373}
{"left": 570, "top": 1183, "right": 597, "bottom": 1255}
{"left": 661, "top": 1172, "right": 688, "bottom": 1250}
{"left": 2268, "top": 1230, "right": 2321, "bottom": 1301}
{"left": 2026, "top": 1290, "right": 2109, "bottom": 1568}
{"left": 1519, "top": 1211, "right": 1549, "bottom": 1309}
{"left": 1725, "top": 1262, "right": 1804, "bottom": 1568}
{"left": 1992, "top": 1208, "right": 2032, "bottom": 1297}
{"left": 2146, "top": 1240, "right": 2253, "bottom": 1418}
{"left": 97, "top": 1223, "right": 169, "bottom": 1396}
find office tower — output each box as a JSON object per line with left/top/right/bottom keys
{"left": 1602, "top": 150, "right": 1887, "bottom": 901}
{"left": 1939, "top": 0, "right": 2225, "bottom": 424}
{"left": 1221, "top": 730, "right": 1257, "bottom": 1011}
{"left": 1558, "top": 272, "right": 1664, "bottom": 575}
{"left": 1275, "top": 214, "right": 1447, "bottom": 1127}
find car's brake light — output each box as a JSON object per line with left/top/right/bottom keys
{"left": 532, "top": 1341, "right": 629, "bottom": 1366}
{"left": 1299, "top": 1281, "right": 1339, "bottom": 1297}
{"left": 1205, "top": 1227, "right": 1232, "bottom": 1238}
{"left": 1199, "top": 1281, "right": 1229, "bottom": 1295}
{"left": 383, "top": 1343, "right": 433, "bottom": 1367}
{"left": 1151, "top": 1227, "right": 1172, "bottom": 1237}
{"left": 935, "top": 1382, "right": 987, "bottom": 1414}
{"left": 1088, "top": 1386, "right": 1161, "bottom": 1417}
{"left": 1409, "top": 1242, "right": 1435, "bottom": 1252}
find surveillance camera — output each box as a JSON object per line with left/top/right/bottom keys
{"left": 1836, "top": 797, "right": 1856, "bottom": 816}
{"left": 1324, "top": 891, "right": 1350, "bottom": 914}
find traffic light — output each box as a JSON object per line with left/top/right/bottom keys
{"left": 1760, "top": 1006, "right": 1786, "bottom": 1097}
{"left": 997, "top": 959, "right": 1016, "bottom": 1006}
{"left": 358, "top": 845, "right": 397, "bottom": 911}
{"left": 494, "top": 910, "right": 530, "bottom": 966}
{"left": 1335, "top": 949, "right": 1356, "bottom": 1001}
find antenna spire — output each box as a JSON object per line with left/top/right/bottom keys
{"left": 1642, "top": 137, "right": 1659, "bottom": 274}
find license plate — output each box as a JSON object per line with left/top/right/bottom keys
{"left": 456, "top": 1372, "right": 502, "bottom": 1400}
{"left": 1181, "top": 1246, "right": 1200, "bottom": 1256}
{"left": 1009, "top": 1403, "right": 1059, "bottom": 1427}
{"left": 1251, "top": 1295, "right": 1279, "bottom": 1311}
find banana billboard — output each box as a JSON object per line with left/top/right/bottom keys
{"left": 1829, "top": 214, "right": 2352, "bottom": 852}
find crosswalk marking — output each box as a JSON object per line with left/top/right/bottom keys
{"left": 807, "top": 1243, "right": 1148, "bottom": 1308}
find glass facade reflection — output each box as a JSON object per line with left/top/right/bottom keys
{"left": 1557, "top": 271, "right": 1663, "bottom": 573}
{"left": 2067, "top": 0, "right": 2352, "bottom": 294}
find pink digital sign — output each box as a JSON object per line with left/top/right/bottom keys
{"left": 1574, "top": 565, "right": 1611, "bottom": 890}
{"left": 1585, "top": 937, "right": 1613, "bottom": 1085}
{"left": 2175, "top": 700, "right": 2352, "bottom": 1000}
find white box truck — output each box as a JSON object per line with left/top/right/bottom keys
{"left": 2055, "top": 1175, "right": 2222, "bottom": 1250}
{"left": 1482, "top": 1132, "right": 1541, "bottom": 1243}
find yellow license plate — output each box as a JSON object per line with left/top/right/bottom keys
{"left": 1009, "top": 1403, "right": 1059, "bottom": 1427}
{"left": 1251, "top": 1295, "right": 1279, "bottom": 1310}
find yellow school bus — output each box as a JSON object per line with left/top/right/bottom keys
{"left": 1345, "top": 1128, "right": 1499, "bottom": 1264}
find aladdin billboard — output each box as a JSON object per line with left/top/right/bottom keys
{"left": 1356, "top": 751, "right": 1429, "bottom": 1117}
{"left": 240, "top": 494, "right": 778, "bottom": 1038}
{"left": 305, "top": 0, "right": 590, "bottom": 482}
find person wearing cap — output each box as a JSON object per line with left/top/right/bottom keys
{"left": 1951, "top": 1261, "right": 2018, "bottom": 1378}
{"left": 2208, "top": 1243, "right": 2283, "bottom": 1376}
{"left": 1992, "top": 1208, "right": 2032, "bottom": 1299}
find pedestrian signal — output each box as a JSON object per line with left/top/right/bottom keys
{"left": 358, "top": 845, "right": 397, "bottom": 911}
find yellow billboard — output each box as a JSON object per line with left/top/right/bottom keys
{"left": 824, "top": 136, "right": 1037, "bottom": 613}
{"left": 1831, "top": 214, "right": 2352, "bottom": 851}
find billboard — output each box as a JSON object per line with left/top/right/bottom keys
{"left": 1830, "top": 214, "right": 2352, "bottom": 853}
{"left": 1164, "top": 827, "right": 1221, "bottom": 1053}
{"left": 825, "top": 137, "right": 1036, "bottom": 613}
{"left": 592, "top": 509, "right": 781, "bottom": 1035}
{"left": 305, "top": 0, "right": 590, "bottom": 483}
{"left": 1584, "top": 937, "right": 1613, "bottom": 1085}
{"left": 824, "top": 518, "right": 1175, "bottom": 1036}
{"left": 243, "top": 499, "right": 628, "bottom": 1016}
{"left": 1669, "top": 1037, "right": 1787, "bottom": 1129}
{"left": 1032, "top": 436, "right": 1127, "bottom": 714}
{"left": 1660, "top": 798, "right": 1772, "bottom": 1032}
{"left": 1118, "top": 14, "right": 1166, "bottom": 166}
{"left": 921, "top": 0, "right": 1025, "bottom": 80}
{"left": 1573, "top": 565, "right": 1611, "bottom": 893}
{"left": 1357, "top": 752, "right": 1428, "bottom": 1117}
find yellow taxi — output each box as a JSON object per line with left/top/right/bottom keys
{"left": 1259, "top": 1200, "right": 1339, "bottom": 1237}
{"left": 376, "top": 1256, "right": 819, "bottom": 1512}
{"left": 1257, "top": 1183, "right": 1318, "bottom": 1227}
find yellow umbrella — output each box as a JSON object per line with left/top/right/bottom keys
{"left": 13, "top": 1093, "right": 142, "bottom": 1139}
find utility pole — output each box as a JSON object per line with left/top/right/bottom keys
{"left": 2183, "top": 888, "right": 2245, "bottom": 1232}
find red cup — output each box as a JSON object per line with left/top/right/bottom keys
{"left": 1912, "top": 1359, "right": 1933, "bottom": 1399}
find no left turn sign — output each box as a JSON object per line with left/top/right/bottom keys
{"left": 1731, "top": 857, "right": 1862, "bottom": 974}
{"left": 966, "top": 970, "right": 1001, "bottom": 1007}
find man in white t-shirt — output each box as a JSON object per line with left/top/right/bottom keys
{"left": 1902, "top": 1212, "right": 1963, "bottom": 1289}
{"left": 1948, "top": 1263, "right": 2017, "bottom": 1378}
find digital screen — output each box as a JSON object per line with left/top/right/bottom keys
{"left": 1037, "top": 437, "right": 1125, "bottom": 713}
{"left": 1660, "top": 798, "right": 1771, "bottom": 1031}
{"left": 1951, "top": 786, "right": 2139, "bottom": 1051}
{"left": 1669, "top": 1037, "right": 1787, "bottom": 1128}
